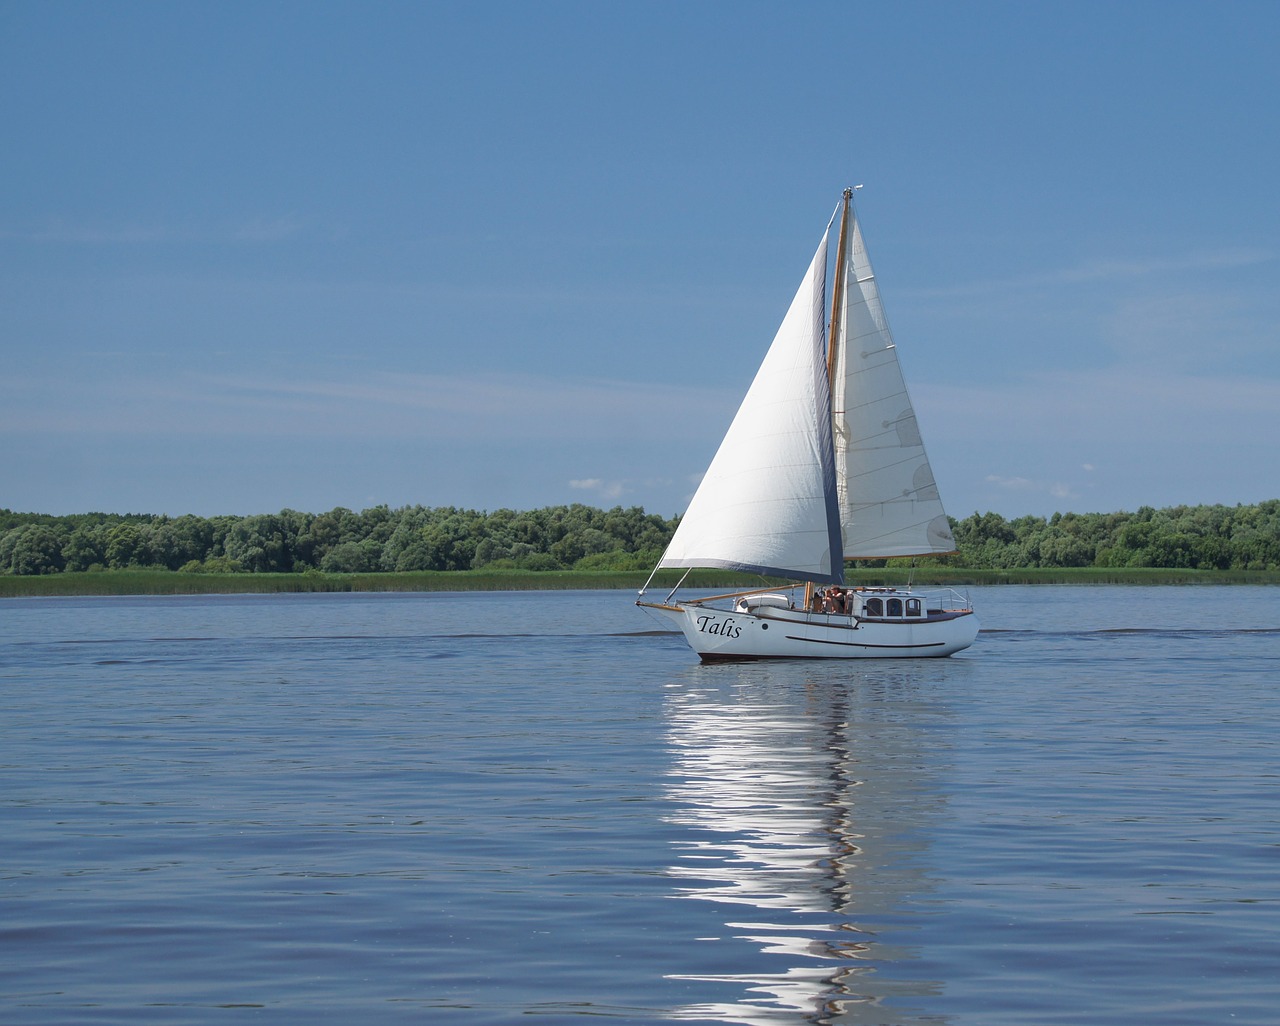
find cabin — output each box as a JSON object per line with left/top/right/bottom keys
{"left": 849, "top": 589, "right": 943, "bottom": 620}
{"left": 730, "top": 587, "right": 954, "bottom": 622}
{"left": 858, "top": 594, "right": 918, "bottom": 619}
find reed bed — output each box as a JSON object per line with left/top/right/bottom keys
{"left": 3, "top": 566, "right": 1279, "bottom": 597}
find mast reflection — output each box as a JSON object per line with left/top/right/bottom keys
{"left": 662, "top": 663, "right": 949, "bottom": 1025}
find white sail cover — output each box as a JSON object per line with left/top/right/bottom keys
{"left": 831, "top": 212, "right": 957, "bottom": 558}
{"left": 659, "top": 230, "right": 843, "bottom": 583}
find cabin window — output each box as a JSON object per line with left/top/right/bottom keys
{"left": 906, "top": 598, "right": 922, "bottom": 617}
{"left": 864, "top": 598, "right": 883, "bottom": 617}
{"left": 886, "top": 598, "right": 904, "bottom": 617}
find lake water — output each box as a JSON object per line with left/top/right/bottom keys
{"left": 2, "top": 586, "right": 1278, "bottom": 1024}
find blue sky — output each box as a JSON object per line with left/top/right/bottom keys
{"left": 3, "top": 1, "right": 1278, "bottom": 519}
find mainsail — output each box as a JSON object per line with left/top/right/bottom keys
{"left": 657, "top": 228, "right": 843, "bottom": 583}
{"left": 829, "top": 207, "right": 957, "bottom": 558}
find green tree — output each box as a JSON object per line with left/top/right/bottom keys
{"left": 2, "top": 524, "right": 68, "bottom": 574}
{"left": 223, "top": 514, "right": 294, "bottom": 573}
{"left": 105, "top": 523, "right": 143, "bottom": 568}
{"left": 62, "top": 525, "right": 108, "bottom": 571}
{"left": 168, "top": 514, "right": 216, "bottom": 567}
{"left": 295, "top": 507, "right": 361, "bottom": 568}
{"left": 321, "top": 540, "right": 378, "bottom": 573}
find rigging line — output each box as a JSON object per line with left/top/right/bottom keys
{"left": 664, "top": 566, "right": 694, "bottom": 604}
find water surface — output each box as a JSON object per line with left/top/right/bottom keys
{"left": 2, "top": 587, "right": 1278, "bottom": 1023}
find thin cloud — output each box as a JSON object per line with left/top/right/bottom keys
{"left": 570, "top": 478, "right": 626, "bottom": 500}
{"left": 231, "top": 217, "right": 305, "bottom": 242}
{"left": 984, "top": 474, "right": 1078, "bottom": 502}
{"left": 924, "top": 365, "right": 1280, "bottom": 515}
{"left": 1, "top": 217, "right": 306, "bottom": 245}
{"left": 1053, "top": 248, "right": 1273, "bottom": 283}
{"left": 0, "top": 222, "right": 173, "bottom": 244}
{"left": 985, "top": 474, "right": 1037, "bottom": 491}
{"left": 0, "top": 368, "right": 738, "bottom": 445}
{"left": 920, "top": 366, "right": 1280, "bottom": 442}
{"left": 905, "top": 247, "right": 1274, "bottom": 300}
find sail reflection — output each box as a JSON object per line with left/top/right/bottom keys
{"left": 663, "top": 664, "right": 948, "bottom": 1025}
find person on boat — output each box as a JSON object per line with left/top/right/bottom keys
{"left": 810, "top": 589, "right": 825, "bottom": 613}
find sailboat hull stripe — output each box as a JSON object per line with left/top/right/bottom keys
{"left": 784, "top": 635, "right": 945, "bottom": 650}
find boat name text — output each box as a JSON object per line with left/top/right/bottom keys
{"left": 695, "top": 615, "right": 742, "bottom": 639}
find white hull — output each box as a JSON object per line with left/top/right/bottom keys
{"left": 641, "top": 592, "right": 978, "bottom": 661}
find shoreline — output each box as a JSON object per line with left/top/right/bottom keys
{"left": 4, "top": 566, "right": 1280, "bottom": 597}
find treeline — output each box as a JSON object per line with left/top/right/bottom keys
{"left": 2, "top": 500, "right": 1279, "bottom": 576}
{"left": 0, "top": 505, "right": 674, "bottom": 576}
{"left": 942, "top": 501, "right": 1280, "bottom": 572}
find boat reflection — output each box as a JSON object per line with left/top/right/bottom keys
{"left": 662, "top": 662, "right": 950, "bottom": 1024}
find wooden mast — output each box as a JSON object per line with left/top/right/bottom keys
{"left": 826, "top": 187, "right": 853, "bottom": 388}
{"left": 807, "top": 188, "right": 855, "bottom": 608}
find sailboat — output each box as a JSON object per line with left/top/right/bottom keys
{"left": 638, "top": 188, "right": 978, "bottom": 661}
